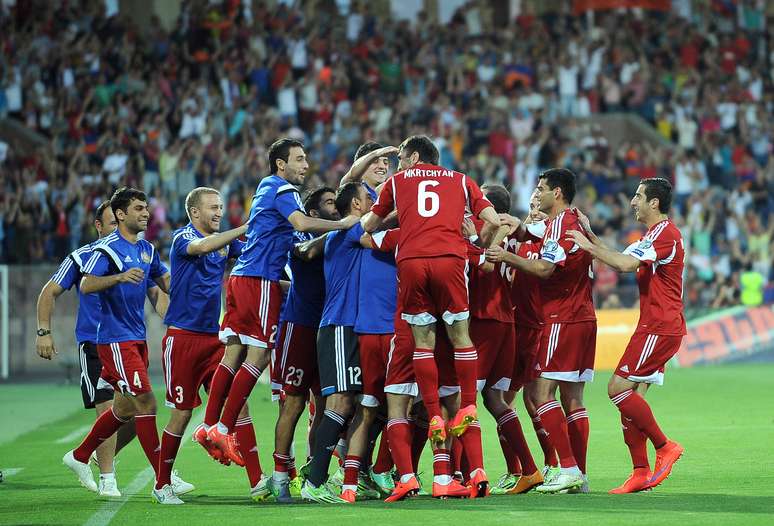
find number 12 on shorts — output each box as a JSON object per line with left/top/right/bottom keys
{"left": 348, "top": 366, "right": 361, "bottom": 386}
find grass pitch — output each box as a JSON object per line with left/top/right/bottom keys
{"left": 1, "top": 364, "right": 772, "bottom": 525}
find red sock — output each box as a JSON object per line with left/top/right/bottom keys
{"left": 221, "top": 362, "right": 262, "bottom": 431}
{"left": 535, "top": 401, "right": 576, "bottom": 469}
{"left": 453, "top": 346, "right": 478, "bottom": 407}
{"left": 531, "top": 416, "right": 558, "bottom": 467}
{"left": 497, "top": 409, "right": 537, "bottom": 474}
{"left": 451, "top": 437, "right": 464, "bottom": 476}
{"left": 621, "top": 414, "right": 649, "bottom": 469}
{"left": 386, "top": 418, "right": 414, "bottom": 476}
{"left": 273, "top": 452, "right": 291, "bottom": 473}
{"left": 458, "top": 421, "right": 483, "bottom": 473}
{"left": 409, "top": 419, "right": 429, "bottom": 473}
{"left": 373, "top": 433, "right": 394, "bottom": 473}
{"left": 498, "top": 428, "right": 521, "bottom": 474}
{"left": 204, "top": 363, "right": 235, "bottom": 427}
{"left": 432, "top": 447, "right": 451, "bottom": 477}
{"left": 343, "top": 455, "right": 361, "bottom": 487}
{"left": 611, "top": 390, "right": 667, "bottom": 449}
{"left": 135, "top": 414, "right": 161, "bottom": 477}
{"left": 413, "top": 349, "right": 442, "bottom": 419}
{"left": 288, "top": 457, "right": 297, "bottom": 479}
{"left": 73, "top": 408, "right": 127, "bottom": 463}
{"left": 235, "top": 416, "right": 262, "bottom": 487}
{"left": 155, "top": 430, "right": 182, "bottom": 489}
{"left": 566, "top": 408, "right": 589, "bottom": 474}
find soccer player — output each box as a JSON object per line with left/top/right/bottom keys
{"left": 62, "top": 187, "right": 184, "bottom": 501}
{"left": 154, "top": 187, "right": 248, "bottom": 504}
{"left": 567, "top": 178, "right": 685, "bottom": 493}
{"left": 486, "top": 168, "right": 595, "bottom": 493}
{"left": 269, "top": 186, "right": 339, "bottom": 502}
{"left": 202, "top": 139, "right": 357, "bottom": 465}
{"left": 362, "top": 135, "right": 501, "bottom": 497}
{"left": 339, "top": 142, "right": 397, "bottom": 199}
{"left": 301, "top": 182, "right": 372, "bottom": 503}
{"left": 37, "top": 202, "right": 136, "bottom": 497}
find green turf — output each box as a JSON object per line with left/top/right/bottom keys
{"left": 1, "top": 364, "right": 773, "bottom": 525}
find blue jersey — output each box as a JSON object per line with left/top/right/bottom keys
{"left": 231, "top": 175, "right": 304, "bottom": 281}
{"left": 49, "top": 242, "right": 101, "bottom": 343}
{"left": 319, "top": 224, "right": 364, "bottom": 328}
{"left": 363, "top": 182, "right": 378, "bottom": 202}
{"left": 83, "top": 231, "right": 168, "bottom": 343}
{"left": 354, "top": 246, "right": 396, "bottom": 335}
{"left": 164, "top": 223, "right": 244, "bottom": 333}
{"left": 281, "top": 231, "right": 325, "bottom": 327}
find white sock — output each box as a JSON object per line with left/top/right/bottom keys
{"left": 399, "top": 473, "right": 415, "bottom": 484}
{"left": 216, "top": 422, "right": 229, "bottom": 434}
{"left": 99, "top": 472, "right": 116, "bottom": 480}
{"left": 433, "top": 475, "right": 452, "bottom": 485}
{"left": 273, "top": 471, "right": 289, "bottom": 482}
{"left": 342, "top": 484, "right": 357, "bottom": 492}
{"left": 560, "top": 466, "right": 582, "bottom": 476}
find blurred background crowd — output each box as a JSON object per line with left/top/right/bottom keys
{"left": 1, "top": 0, "right": 772, "bottom": 316}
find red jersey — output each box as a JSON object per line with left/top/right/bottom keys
{"left": 371, "top": 163, "right": 492, "bottom": 264}
{"left": 623, "top": 219, "right": 686, "bottom": 336}
{"left": 539, "top": 209, "right": 596, "bottom": 323}
{"left": 511, "top": 239, "right": 544, "bottom": 329}
{"left": 467, "top": 240, "right": 513, "bottom": 323}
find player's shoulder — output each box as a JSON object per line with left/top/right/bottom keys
{"left": 263, "top": 175, "right": 299, "bottom": 195}
{"left": 172, "top": 224, "right": 200, "bottom": 242}
{"left": 545, "top": 209, "right": 574, "bottom": 240}
{"left": 70, "top": 242, "right": 95, "bottom": 267}
{"left": 646, "top": 219, "right": 681, "bottom": 242}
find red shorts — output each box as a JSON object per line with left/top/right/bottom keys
{"left": 511, "top": 324, "right": 543, "bottom": 391}
{"left": 536, "top": 321, "right": 597, "bottom": 383}
{"left": 385, "top": 317, "right": 418, "bottom": 397}
{"left": 272, "top": 321, "right": 320, "bottom": 399}
{"left": 470, "top": 318, "right": 515, "bottom": 391}
{"left": 615, "top": 331, "right": 683, "bottom": 386}
{"left": 359, "top": 333, "right": 392, "bottom": 407}
{"left": 220, "top": 276, "right": 281, "bottom": 348}
{"left": 97, "top": 341, "right": 151, "bottom": 396}
{"left": 161, "top": 328, "right": 224, "bottom": 410}
{"left": 398, "top": 256, "right": 469, "bottom": 326}
{"left": 434, "top": 331, "right": 459, "bottom": 397}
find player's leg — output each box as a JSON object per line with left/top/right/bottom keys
{"left": 523, "top": 383, "right": 558, "bottom": 472}
{"left": 411, "top": 322, "right": 446, "bottom": 443}
{"left": 341, "top": 403, "right": 378, "bottom": 501}
{"left": 608, "top": 375, "right": 651, "bottom": 493}
{"left": 305, "top": 393, "right": 353, "bottom": 489}
{"left": 201, "top": 340, "right": 243, "bottom": 430}
{"left": 559, "top": 381, "right": 589, "bottom": 476}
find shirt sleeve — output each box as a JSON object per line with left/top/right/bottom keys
{"left": 539, "top": 217, "right": 571, "bottom": 267}
{"left": 172, "top": 230, "right": 198, "bottom": 258}
{"left": 50, "top": 256, "right": 79, "bottom": 290}
{"left": 83, "top": 251, "right": 110, "bottom": 277}
{"left": 344, "top": 222, "right": 365, "bottom": 246}
{"left": 465, "top": 176, "right": 494, "bottom": 217}
{"left": 148, "top": 247, "right": 168, "bottom": 280}
{"left": 525, "top": 222, "right": 547, "bottom": 241}
{"left": 371, "top": 175, "right": 395, "bottom": 218}
{"left": 466, "top": 242, "right": 487, "bottom": 268}
{"left": 623, "top": 233, "right": 676, "bottom": 265}
{"left": 275, "top": 185, "right": 304, "bottom": 220}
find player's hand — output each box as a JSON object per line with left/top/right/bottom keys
{"left": 485, "top": 245, "right": 507, "bottom": 263}
{"left": 376, "top": 145, "right": 399, "bottom": 157}
{"left": 119, "top": 267, "right": 145, "bottom": 284}
{"left": 462, "top": 216, "right": 477, "bottom": 238}
{"left": 36, "top": 334, "right": 57, "bottom": 360}
{"left": 498, "top": 213, "right": 522, "bottom": 235}
{"left": 340, "top": 214, "right": 360, "bottom": 229}
{"left": 572, "top": 207, "right": 592, "bottom": 233}
{"left": 566, "top": 229, "right": 593, "bottom": 251}
{"left": 527, "top": 210, "right": 548, "bottom": 224}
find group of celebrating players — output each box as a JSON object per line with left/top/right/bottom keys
{"left": 37, "top": 134, "right": 686, "bottom": 505}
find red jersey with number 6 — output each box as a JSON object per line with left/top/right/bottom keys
{"left": 371, "top": 163, "right": 492, "bottom": 263}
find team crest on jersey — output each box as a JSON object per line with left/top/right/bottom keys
{"left": 543, "top": 240, "right": 558, "bottom": 252}
{"left": 141, "top": 252, "right": 151, "bottom": 264}
{"left": 637, "top": 240, "right": 653, "bottom": 250}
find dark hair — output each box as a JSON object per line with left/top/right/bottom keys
{"left": 539, "top": 168, "right": 576, "bottom": 204}
{"left": 640, "top": 177, "right": 672, "bottom": 213}
{"left": 304, "top": 186, "right": 336, "bottom": 214}
{"left": 110, "top": 187, "right": 147, "bottom": 215}
{"left": 335, "top": 182, "right": 363, "bottom": 216}
{"left": 400, "top": 135, "right": 439, "bottom": 165}
{"left": 94, "top": 201, "right": 112, "bottom": 223}
{"left": 481, "top": 184, "right": 511, "bottom": 214}
{"left": 268, "top": 138, "right": 305, "bottom": 173}
{"left": 354, "top": 142, "right": 384, "bottom": 161}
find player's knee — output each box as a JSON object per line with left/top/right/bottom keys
{"left": 607, "top": 375, "right": 630, "bottom": 399}
{"left": 282, "top": 394, "right": 306, "bottom": 416}
{"left": 135, "top": 393, "right": 157, "bottom": 414}
{"left": 329, "top": 394, "right": 354, "bottom": 417}
{"left": 482, "top": 389, "right": 505, "bottom": 415}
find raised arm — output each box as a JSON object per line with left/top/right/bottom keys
{"left": 186, "top": 224, "right": 248, "bottom": 256}
{"left": 288, "top": 211, "right": 359, "bottom": 233}
{"left": 339, "top": 146, "right": 398, "bottom": 186}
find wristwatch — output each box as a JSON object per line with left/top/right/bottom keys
{"left": 36, "top": 328, "right": 51, "bottom": 337}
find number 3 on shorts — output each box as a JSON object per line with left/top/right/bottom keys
{"left": 418, "top": 180, "right": 440, "bottom": 217}
{"left": 133, "top": 371, "right": 142, "bottom": 389}
{"left": 175, "top": 385, "right": 184, "bottom": 403}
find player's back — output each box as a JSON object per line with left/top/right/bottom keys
{"left": 468, "top": 238, "right": 513, "bottom": 324}
{"left": 539, "top": 209, "right": 596, "bottom": 323}
{"left": 355, "top": 245, "right": 396, "bottom": 335}
{"left": 282, "top": 231, "right": 326, "bottom": 328}
{"left": 319, "top": 224, "right": 364, "bottom": 327}
{"left": 51, "top": 242, "right": 102, "bottom": 343}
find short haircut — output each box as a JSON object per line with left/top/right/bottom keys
{"left": 185, "top": 187, "right": 221, "bottom": 219}
{"left": 268, "top": 138, "right": 305, "bottom": 173}
{"left": 335, "top": 182, "right": 362, "bottom": 217}
{"left": 304, "top": 186, "right": 336, "bottom": 214}
{"left": 400, "top": 135, "right": 439, "bottom": 165}
{"left": 94, "top": 201, "right": 112, "bottom": 223}
{"left": 110, "top": 187, "right": 147, "bottom": 215}
{"left": 641, "top": 177, "right": 672, "bottom": 213}
{"left": 354, "top": 142, "right": 384, "bottom": 161}
{"left": 481, "top": 184, "right": 511, "bottom": 214}
{"left": 539, "top": 168, "right": 576, "bottom": 204}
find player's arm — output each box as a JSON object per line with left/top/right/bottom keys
{"left": 485, "top": 245, "right": 556, "bottom": 279}
{"left": 360, "top": 211, "right": 384, "bottom": 233}
{"left": 362, "top": 174, "right": 395, "bottom": 233}
{"left": 572, "top": 208, "right": 608, "bottom": 249}
{"left": 339, "top": 146, "right": 398, "bottom": 186}
{"left": 35, "top": 281, "right": 66, "bottom": 360}
{"left": 146, "top": 285, "right": 169, "bottom": 318}
{"left": 288, "top": 211, "right": 359, "bottom": 233}
{"left": 294, "top": 233, "right": 328, "bottom": 261}
{"left": 567, "top": 230, "right": 640, "bottom": 272}
{"left": 477, "top": 206, "right": 503, "bottom": 248}
{"left": 279, "top": 280, "right": 291, "bottom": 294}
{"left": 152, "top": 272, "right": 171, "bottom": 293}
{"left": 186, "top": 223, "right": 248, "bottom": 256}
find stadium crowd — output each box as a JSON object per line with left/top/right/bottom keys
{"left": 1, "top": 0, "right": 772, "bottom": 312}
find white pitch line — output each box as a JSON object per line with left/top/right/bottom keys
{"left": 83, "top": 408, "right": 204, "bottom": 526}
{"left": 1, "top": 467, "right": 24, "bottom": 478}
{"left": 55, "top": 425, "right": 92, "bottom": 444}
